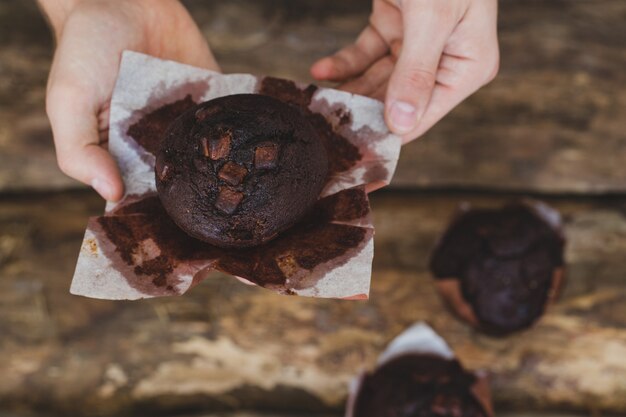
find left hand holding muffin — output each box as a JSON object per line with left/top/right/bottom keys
{"left": 38, "top": 0, "right": 220, "bottom": 201}
{"left": 310, "top": 0, "right": 500, "bottom": 143}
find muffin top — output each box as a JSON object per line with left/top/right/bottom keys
{"left": 155, "top": 94, "right": 328, "bottom": 248}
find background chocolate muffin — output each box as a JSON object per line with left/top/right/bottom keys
{"left": 155, "top": 94, "right": 328, "bottom": 248}
{"left": 430, "top": 201, "right": 566, "bottom": 336}
{"left": 353, "top": 354, "right": 489, "bottom": 417}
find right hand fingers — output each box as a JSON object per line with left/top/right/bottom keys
{"left": 398, "top": 53, "right": 498, "bottom": 144}
{"left": 310, "top": 25, "right": 388, "bottom": 82}
{"left": 337, "top": 55, "right": 394, "bottom": 100}
{"left": 384, "top": 0, "right": 462, "bottom": 135}
{"left": 46, "top": 81, "right": 124, "bottom": 201}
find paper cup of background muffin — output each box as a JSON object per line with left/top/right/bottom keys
{"left": 346, "top": 323, "right": 493, "bottom": 417}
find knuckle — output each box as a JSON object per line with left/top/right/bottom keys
{"left": 332, "top": 53, "right": 353, "bottom": 75}
{"left": 410, "top": 0, "right": 450, "bottom": 16}
{"left": 483, "top": 53, "right": 500, "bottom": 84}
{"left": 368, "top": 13, "right": 378, "bottom": 28}
{"left": 360, "top": 74, "right": 379, "bottom": 93}
{"left": 402, "top": 68, "right": 436, "bottom": 92}
{"left": 45, "top": 85, "right": 62, "bottom": 118}
{"left": 56, "top": 153, "right": 75, "bottom": 177}
{"left": 403, "top": 0, "right": 466, "bottom": 28}
{"left": 337, "top": 48, "right": 358, "bottom": 67}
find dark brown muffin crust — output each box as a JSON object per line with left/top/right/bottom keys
{"left": 155, "top": 94, "right": 328, "bottom": 248}
{"left": 430, "top": 202, "right": 565, "bottom": 336}
{"left": 353, "top": 355, "right": 488, "bottom": 417}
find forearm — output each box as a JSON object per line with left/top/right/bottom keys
{"left": 37, "top": 0, "right": 83, "bottom": 38}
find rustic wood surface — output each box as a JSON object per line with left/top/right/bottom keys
{"left": 1, "top": 190, "right": 625, "bottom": 416}
{"left": 0, "top": 0, "right": 624, "bottom": 193}
{"left": 0, "top": 413, "right": 586, "bottom": 417}
{"left": 1, "top": 0, "right": 625, "bottom": 415}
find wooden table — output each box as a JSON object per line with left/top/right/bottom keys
{"left": 0, "top": 0, "right": 624, "bottom": 416}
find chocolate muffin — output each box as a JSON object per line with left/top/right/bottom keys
{"left": 155, "top": 94, "right": 328, "bottom": 248}
{"left": 353, "top": 355, "right": 489, "bottom": 417}
{"left": 430, "top": 201, "right": 565, "bottom": 336}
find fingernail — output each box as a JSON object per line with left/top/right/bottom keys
{"left": 389, "top": 100, "right": 417, "bottom": 134}
{"left": 91, "top": 178, "right": 113, "bottom": 201}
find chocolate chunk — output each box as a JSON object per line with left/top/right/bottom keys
{"left": 218, "top": 161, "right": 247, "bottom": 185}
{"left": 215, "top": 186, "right": 244, "bottom": 214}
{"left": 276, "top": 253, "right": 298, "bottom": 277}
{"left": 200, "top": 137, "right": 210, "bottom": 157}
{"left": 156, "top": 159, "right": 171, "bottom": 181}
{"left": 254, "top": 142, "right": 279, "bottom": 169}
{"left": 259, "top": 77, "right": 361, "bottom": 178}
{"left": 209, "top": 133, "right": 231, "bottom": 160}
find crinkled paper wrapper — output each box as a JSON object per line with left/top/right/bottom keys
{"left": 345, "top": 323, "right": 494, "bottom": 417}
{"left": 70, "top": 51, "right": 401, "bottom": 300}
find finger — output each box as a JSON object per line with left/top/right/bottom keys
{"left": 399, "top": 0, "right": 500, "bottom": 143}
{"left": 337, "top": 55, "right": 394, "bottom": 97}
{"left": 385, "top": 1, "right": 460, "bottom": 135}
{"left": 47, "top": 82, "right": 124, "bottom": 201}
{"left": 370, "top": 0, "right": 404, "bottom": 45}
{"left": 434, "top": 54, "right": 475, "bottom": 88}
{"left": 371, "top": 80, "right": 389, "bottom": 101}
{"left": 310, "top": 25, "right": 388, "bottom": 82}
{"left": 400, "top": 62, "right": 490, "bottom": 143}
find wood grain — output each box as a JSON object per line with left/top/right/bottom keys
{"left": 1, "top": 190, "right": 625, "bottom": 415}
{"left": 0, "top": 0, "right": 624, "bottom": 193}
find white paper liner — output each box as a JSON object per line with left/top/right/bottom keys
{"left": 346, "top": 323, "right": 453, "bottom": 417}
{"left": 345, "top": 323, "right": 492, "bottom": 417}
{"left": 70, "top": 51, "right": 401, "bottom": 300}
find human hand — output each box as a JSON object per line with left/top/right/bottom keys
{"left": 310, "top": 0, "right": 499, "bottom": 143}
{"left": 40, "top": 0, "right": 219, "bottom": 201}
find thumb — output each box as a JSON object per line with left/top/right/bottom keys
{"left": 47, "top": 82, "right": 124, "bottom": 201}
{"left": 385, "top": 2, "right": 456, "bottom": 135}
